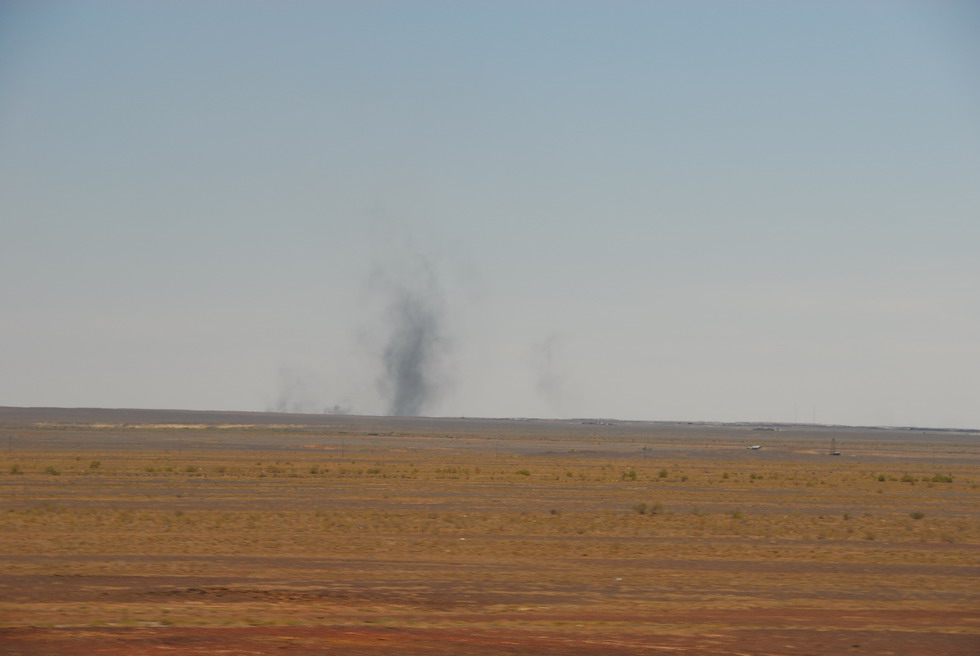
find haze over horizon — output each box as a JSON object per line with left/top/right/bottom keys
{"left": 2, "top": 2, "right": 978, "bottom": 429}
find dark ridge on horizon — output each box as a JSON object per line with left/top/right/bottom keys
{"left": 0, "top": 406, "right": 975, "bottom": 434}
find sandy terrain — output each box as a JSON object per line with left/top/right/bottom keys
{"left": 1, "top": 407, "right": 977, "bottom": 654}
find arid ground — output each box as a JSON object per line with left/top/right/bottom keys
{"left": 1, "top": 407, "right": 978, "bottom": 655}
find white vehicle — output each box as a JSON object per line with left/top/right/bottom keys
{"left": 748, "top": 445, "right": 762, "bottom": 450}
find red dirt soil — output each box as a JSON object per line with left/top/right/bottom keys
{"left": 3, "top": 617, "right": 979, "bottom": 656}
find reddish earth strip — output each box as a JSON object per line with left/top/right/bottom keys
{"left": 2, "top": 623, "right": 979, "bottom": 656}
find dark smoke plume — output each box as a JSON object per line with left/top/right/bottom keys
{"left": 374, "top": 254, "right": 449, "bottom": 416}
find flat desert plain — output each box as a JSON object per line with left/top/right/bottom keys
{"left": 0, "top": 407, "right": 978, "bottom": 655}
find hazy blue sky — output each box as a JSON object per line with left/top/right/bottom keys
{"left": 2, "top": 1, "right": 978, "bottom": 428}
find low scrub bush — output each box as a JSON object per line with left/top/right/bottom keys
{"left": 633, "top": 502, "right": 663, "bottom": 515}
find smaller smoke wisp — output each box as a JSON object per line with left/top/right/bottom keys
{"left": 528, "top": 333, "right": 573, "bottom": 416}
{"left": 373, "top": 253, "right": 449, "bottom": 417}
{"left": 269, "top": 366, "right": 353, "bottom": 415}
{"left": 270, "top": 365, "right": 319, "bottom": 414}
{"left": 323, "top": 404, "right": 351, "bottom": 415}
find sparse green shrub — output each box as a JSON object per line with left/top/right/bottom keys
{"left": 930, "top": 474, "right": 953, "bottom": 483}
{"left": 900, "top": 474, "right": 916, "bottom": 483}
{"left": 44, "top": 466, "right": 60, "bottom": 475}
{"left": 910, "top": 511, "right": 925, "bottom": 520}
{"left": 722, "top": 472, "right": 730, "bottom": 479}
{"left": 89, "top": 460, "right": 101, "bottom": 469}
{"left": 658, "top": 469, "right": 668, "bottom": 478}
{"left": 515, "top": 469, "right": 531, "bottom": 476}
{"left": 877, "top": 474, "right": 886, "bottom": 482}
{"left": 9, "top": 464, "right": 22, "bottom": 474}
{"left": 730, "top": 509, "right": 744, "bottom": 519}
{"left": 622, "top": 470, "right": 637, "bottom": 480}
